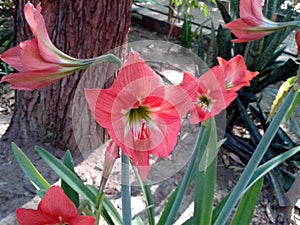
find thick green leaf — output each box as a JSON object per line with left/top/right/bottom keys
{"left": 181, "top": 14, "right": 192, "bottom": 48}
{"left": 264, "top": 0, "right": 278, "bottom": 19}
{"left": 133, "top": 166, "right": 155, "bottom": 225}
{"left": 213, "top": 146, "right": 300, "bottom": 223}
{"left": 216, "top": 0, "right": 231, "bottom": 23}
{"left": 244, "top": 39, "right": 264, "bottom": 71}
{"left": 230, "top": 0, "right": 240, "bottom": 17}
{"left": 194, "top": 118, "right": 218, "bottom": 225}
{"left": 217, "top": 25, "right": 232, "bottom": 60}
{"left": 247, "top": 146, "right": 300, "bottom": 191}
{"left": 230, "top": 178, "right": 263, "bottom": 225}
{"left": 214, "top": 89, "right": 298, "bottom": 225}
{"left": 286, "top": 89, "right": 300, "bottom": 121}
{"left": 163, "top": 119, "right": 216, "bottom": 225}
{"left": 255, "top": 59, "right": 298, "bottom": 93}
{"left": 268, "top": 170, "right": 290, "bottom": 207}
{"left": 157, "top": 187, "right": 179, "bottom": 225}
{"left": 194, "top": 157, "right": 217, "bottom": 225}
{"left": 206, "top": 21, "right": 218, "bottom": 67}
{"left": 12, "top": 143, "right": 50, "bottom": 193}
{"left": 87, "top": 185, "right": 122, "bottom": 225}
{"left": 62, "top": 150, "right": 79, "bottom": 207}
{"left": 35, "top": 146, "right": 96, "bottom": 205}
{"left": 212, "top": 192, "right": 231, "bottom": 223}
{"left": 257, "top": 31, "right": 284, "bottom": 71}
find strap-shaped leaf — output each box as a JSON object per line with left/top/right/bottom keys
{"left": 230, "top": 178, "right": 263, "bottom": 225}
{"left": 62, "top": 150, "right": 79, "bottom": 207}
{"left": 12, "top": 143, "right": 50, "bottom": 194}
{"left": 87, "top": 185, "right": 122, "bottom": 225}
{"left": 216, "top": 0, "right": 231, "bottom": 23}
{"left": 214, "top": 89, "right": 298, "bottom": 225}
{"left": 244, "top": 39, "right": 264, "bottom": 72}
{"left": 133, "top": 166, "right": 155, "bottom": 225}
{"left": 35, "top": 146, "right": 96, "bottom": 205}
{"left": 162, "top": 119, "right": 216, "bottom": 225}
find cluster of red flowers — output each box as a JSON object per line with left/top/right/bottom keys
{"left": 0, "top": 2, "right": 260, "bottom": 181}
{"left": 1, "top": 0, "right": 299, "bottom": 224}
{"left": 84, "top": 51, "right": 258, "bottom": 180}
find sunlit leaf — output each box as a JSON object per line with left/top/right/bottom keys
{"left": 12, "top": 143, "right": 50, "bottom": 194}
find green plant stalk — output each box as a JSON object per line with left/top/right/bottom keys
{"left": 122, "top": 152, "right": 132, "bottom": 225}
{"left": 194, "top": 157, "right": 217, "bottom": 225}
{"left": 194, "top": 118, "right": 217, "bottom": 225}
{"left": 95, "top": 191, "right": 105, "bottom": 225}
{"left": 132, "top": 166, "right": 155, "bottom": 225}
{"left": 213, "top": 88, "right": 298, "bottom": 225}
{"left": 164, "top": 122, "right": 209, "bottom": 225}
{"left": 83, "top": 53, "right": 122, "bottom": 67}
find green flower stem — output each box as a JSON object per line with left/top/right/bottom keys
{"left": 121, "top": 152, "right": 132, "bottom": 225}
{"left": 94, "top": 191, "right": 105, "bottom": 225}
{"left": 82, "top": 53, "right": 122, "bottom": 68}
{"left": 214, "top": 88, "right": 298, "bottom": 225}
{"left": 164, "top": 124, "right": 207, "bottom": 225}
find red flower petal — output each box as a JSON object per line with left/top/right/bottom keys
{"left": 67, "top": 215, "right": 96, "bottom": 225}
{"left": 0, "top": 69, "right": 65, "bottom": 90}
{"left": 38, "top": 186, "right": 78, "bottom": 220}
{"left": 217, "top": 55, "right": 259, "bottom": 92}
{"left": 16, "top": 208, "right": 57, "bottom": 225}
{"left": 224, "top": 0, "right": 285, "bottom": 43}
{"left": 85, "top": 51, "right": 192, "bottom": 180}
{"left": 24, "top": 2, "right": 68, "bottom": 63}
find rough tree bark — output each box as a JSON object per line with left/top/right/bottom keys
{"left": 2, "top": 0, "right": 132, "bottom": 156}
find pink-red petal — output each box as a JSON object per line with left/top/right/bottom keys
{"left": 16, "top": 208, "right": 58, "bottom": 225}
{"left": 24, "top": 2, "right": 63, "bottom": 63}
{"left": 38, "top": 186, "right": 78, "bottom": 220}
{"left": 66, "top": 215, "right": 96, "bottom": 225}
{"left": 0, "top": 69, "right": 64, "bottom": 90}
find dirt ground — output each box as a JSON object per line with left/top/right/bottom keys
{"left": 0, "top": 23, "right": 300, "bottom": 225}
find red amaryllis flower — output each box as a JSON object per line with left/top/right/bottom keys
{"left": 183, "top": 55, "right": 259, "bottom": 124}
{"left": 0, "top": 2, "right": 111, "bottom": 90}
{"left": 85, "top": 51, "right": 195, "bottom": 180}
{"left": 224, "top": 0, "right": 297, "bottom": 43}
{"left": 16, "top": 186, "right": 96, "bottom": 225}
{"left": 216, "top": 55, "right": 259, "bottom": 92}
{"left": 183, "top": 69, "right": 237, "bottom": 124}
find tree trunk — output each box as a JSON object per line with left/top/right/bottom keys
{"left": 2, "top": 0, "right": 132, "bottom": 156}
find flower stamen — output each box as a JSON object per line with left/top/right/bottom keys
{"left": 197, "top": 93, "right": 215, "bottom": 112}
{"left": 126, "top": 105, "right": 152, "bottom": 140}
